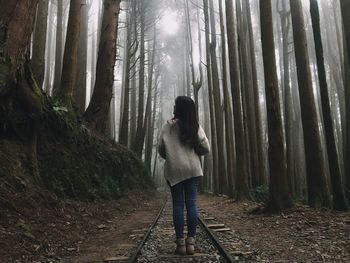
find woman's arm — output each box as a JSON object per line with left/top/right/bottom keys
{"left": 195, "top": 126, "right": 210, "bottom": 156}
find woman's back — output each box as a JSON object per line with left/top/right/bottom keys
{"left": 158, "top": 119, "right": 210, "bottom": 186}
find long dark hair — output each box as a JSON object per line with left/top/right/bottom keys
{"left": 173, "top": 96, "right": 199, "bottom": 145}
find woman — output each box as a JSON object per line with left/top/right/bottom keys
{"left": 158, "top": 96, "right": 210, "bottom": 255}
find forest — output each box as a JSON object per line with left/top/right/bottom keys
{"left": 0, "top": 0, "right": 349, "bottom": 262}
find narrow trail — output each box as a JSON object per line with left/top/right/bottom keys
{"left": 133, "top": 200, "right": 227, "bottom": 262}
{"left": 121, "top": 198, "right": 256, "bottom": 263}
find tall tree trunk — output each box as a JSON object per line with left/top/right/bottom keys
{"left": 129, "top": 57, "right": 137, "bottom": 147}
{"left": 142, "top": 26, "right": 157, "bottom": 163}
{"left": 44, "top": 1, "right": 54, "bottom": 93}
{"left": 75, "top": 0, "right": 89, "bottom": 114}
{"left": 145, "top": 72, "right": 159, "bottom": 170}
{"left": 84, "top": 0, "right": 121, "bottom": 134}
{"left": 184, "top": 0, "right": 202, "bottom": 110}
{"left": 119, "top": 0, "right": 137, "bottom": 146}
{"left": 52, "top": 0, "right": 63, "bottom": 96}
{"left": 32, "top": 0, "right": 49, "bottom": 89}
{"left": 290, "top": 0, "right": 332, "bottom": 208}
{"left": 209, "top": 0, "right": 227, "bottom": 194}
{"left": 340, "top": 0, "right": 350, "bottom": 65}
{"left": 278, "top": 0, "right": 295, "bottom": 197}
{"left": 203, "top": 0, "right": 219, "bottom": 194}
{"left": 226, "top": 0, "right": 249, "bottom": 199}
{"left": 58, "top": 0, "right": 81, "bottom": 103}
{"left": 238, "top": 0, "right": 257, "bottom": 190}
{"left": 290, "top": 53, "right": 306, "bottom": 198}
{"left": 202, "top": 82, "right": 213, "bottom": 191}
{"left": 340, "top": 0, "right": 350, "bottom": 200}
{"left": 260, "top": 0, "right": 293, "bottom": 212}
{"left": 90, "top": 26, "right": 96, "bottom": 91}
{"left": 219, "top": 0, "right": 234, "bottom": 197}
{"left": 236, "top": 0, "right": 253, "bottom": 191}
{"left": 246, "top": 0, "right": 265, "bottom": 187}
{"left": 133, "top": 0, "right": 146, "bottom": 156}
{"left": 310, "top": 0, "right": 348, "bottom": 210}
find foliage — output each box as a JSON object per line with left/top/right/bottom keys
{"left": 37, "top": 104, "right": 154, "bottom": 200}
{"left": 250, "top": 185, "right": 269, "bottom": 204}
{"left": 0, "top": 99, "right": 155, "bottom": 204}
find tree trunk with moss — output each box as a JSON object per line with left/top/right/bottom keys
{"left": 0, "top": 0, "right": 44, "bottom": 181}
{"left": 84, "top": 0, "right": 121, "bottom": 134}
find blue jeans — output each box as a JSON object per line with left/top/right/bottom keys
{"left": 169, "top": 177, "right": 199, "bottom": 239}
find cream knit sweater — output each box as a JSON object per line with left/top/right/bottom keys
{"left": 158, "top": 119, "right": 210, "bottom": 186}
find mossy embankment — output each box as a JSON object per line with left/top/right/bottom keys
{"left": 0, "top": 102, "right": 155, "bottom": 210}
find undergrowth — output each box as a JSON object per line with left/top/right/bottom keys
{"left": 0, "top": 98, "right": 154, "bottom": 206}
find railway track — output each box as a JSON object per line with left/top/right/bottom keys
{"left": 103, "top": 199, "right": 258, "bottom": 263}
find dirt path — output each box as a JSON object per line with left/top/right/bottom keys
{"left": 198, "top": 194, "right": 350, "bottom": 262}
{"left": 0, "top": 191, "right": 165, "bottom": 262}
{"left": 2, "top": 191, "right": 349, "bottom": 262}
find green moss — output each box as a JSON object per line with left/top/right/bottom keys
{"left": 37, "top": 106, "right": 154, "bottom": 200}
{"left": 0, "top": 95, "right": 154, "bottom": 204}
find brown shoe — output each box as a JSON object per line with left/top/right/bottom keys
{"left": 186, "top": 237, "right": 195, "bottom": 255}
{"left": 175, "top": 238, "right": 186, "bottom": 255}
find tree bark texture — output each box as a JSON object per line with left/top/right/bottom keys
{"left": 236, "top": 1, "right": 259, "bottom": 192}
{"left": 225, "top": 0, "right": 249, "bottom": 199}
{"left": 145, "top": 72, "right": 159, "bottom": 170}
{"left": 246, "top": 0, "right": 266, "bottom": 187}
{"left": 340, "top": 0, "right": 350, "bottom": 200}
{"left": 0, "top": 0, "right": 43, "bottom": 181}
{"left": 209, "top": 0, "right": 227, "bottom": 195}
{"left": 74, "top": 0, "right": 90, "bottom": 114}
{"left": 203, "top": 0, "right": 219, "bottom": 194}
{"left": 52, "top": 0, "right": 63, "bottom": 96}
{"left": 218, "top": 0, "right": 234, "bottom": 197}
{"left": 32, "top": 0, "right": 49, "bottom": 89}
{"left": 260, "top": 0, "right": 293, "bottom": 211}
{"left": 279, "top": 0, "right": 295, "bottom": 197}
{"left": 142, "top": 26, "right": 157, "bottom": 164}
{"left": 290, "top": 0, "right": 332, "bottom": 208}
{"left": 59, "top": 0, "right": 82, "bottom": 103}
{"left": 44, "top": 1, "right": 54, "bottom": 93}
{"left": 119, "top": 0, "right": 137, "bottom": 146}
{"left": 84, "top": 0, "right": 121, "bottom": 134}
{"left": 310, "top": 0, "right": 348, "bottom": 210}
{"left": 340, "top": 0, "right": 350, "bottom": 66}
{"left": 133, "top": 0, "right": 146, "bottom": 156}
